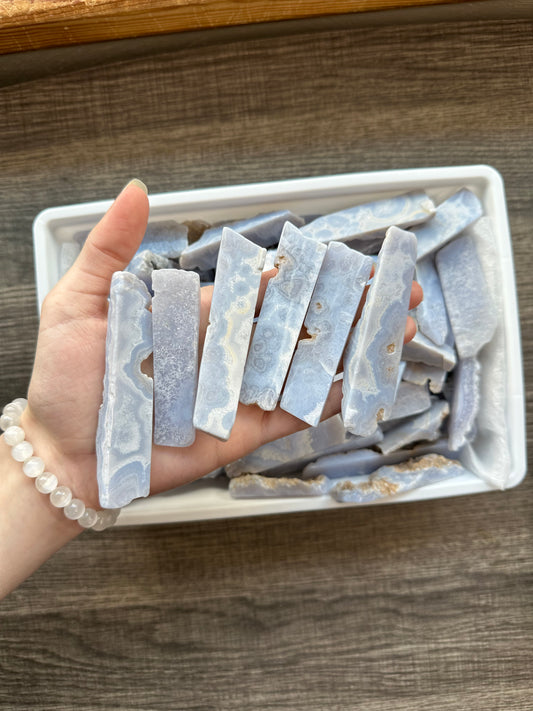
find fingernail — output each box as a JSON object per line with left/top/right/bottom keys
{"left": 122, "top": 178, "right": 148, "bottom": 195}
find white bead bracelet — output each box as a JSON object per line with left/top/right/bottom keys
{"left": 1, "top": 399, "right": 120, "bottom": 531}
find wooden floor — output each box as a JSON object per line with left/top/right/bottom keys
{"left": 0, "top": 13, "right": 532, "bottom": 711}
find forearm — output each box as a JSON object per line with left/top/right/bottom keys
{"left": 0, "top": 432, "right": 80, "bottom": 601}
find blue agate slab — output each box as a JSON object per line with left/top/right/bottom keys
{"left": 229, "top": 474, "right": 331, "bottom": 498}
{"left": 448, "top": 357, "right": 481, "bottom": 451}
{"left": 97, "top": 272, "right": 153, "bottom": 509}
{"left": 152, "top": 269, "right": 200, "bottom": 447}
{"left": 240, "top": 222, "right": 327, "bottom": 410}
{"left": 193, "top": 228, "right": 265, "bottom": 440}
{"left": 330, "top": 454, "right": 466, "bottom": 503}
{"left": 415, "top": 188, "right": 483, "bottom": 260}
{"left": 436, "top": 234, "right": 497, "bottom": 359}
{"left": 383, "top": 381, "right": 431, "bottom": 423}
{"left": 402, "top": 361, "right": 448, "bottom": 394}
{"left": 377, "top": 399, "right": 450, "bottom": 455}
{"left": 402, "top": 331, "right": 456, "bottom": 371}
{"left": 415, "top": 255, "right": 449, "bottom": 346}
{"left": 342, "top": 226, "right": 417, "bottom": 436}
{"left": 300, "top": 191, "right": 435, "bottom": 243}
{"left": 140, "top": 220, "right": 188, "bottom": 259}
{"left": 281, "top": 242, "right": 373, "bottom": 426}
{"left": 126, "top": 249, "right": 174, "bottom": 293}
{"left": 179, "top": 210, "right": 304, "bottom": 271}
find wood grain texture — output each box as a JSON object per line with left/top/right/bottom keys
{"left": 0, "top": 17, "right": 532, "bottom": 711}
{"left": 0, "top": 0, "right": 488, "bottom": 54}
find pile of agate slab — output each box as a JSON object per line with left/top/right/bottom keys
{"left": 76, "top": 188, "right": 508, "bottom": 509}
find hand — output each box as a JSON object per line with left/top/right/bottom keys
{"left": 22, "top": 180, "right": 423, "bottom": 512}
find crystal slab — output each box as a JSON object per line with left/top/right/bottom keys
{"left": 229, "top": 474, "right": 331, "bottom": 498}
{"left": 303, "top": 439, "right": 454, "bottom": 479}
{"left": 330, "top": 454, "right": 466, "bottom": 503}
{"left": 402, "top": 331, "right": 456, "bottom": 371}
{"left": 280, "top": 242, "right": 373, "bottom": 426}
{"left": 96, "top": 272, "right": 153, "bottom": 509}
{"left": 140, "top": 220, "right": 188, "bottom": 259}
{"left": 342, "top": 226, "right": 417, "bottom": 436}
{"left": 403, "top": 362, "right": 447, "bottom": 394}
{"left": 415, "top": 188, "right": 483, "bottom": 259}
{"left": 179, "top": 210, "right": 304, "bottom": 271}
{"left": 300, "top": 191, "right": 435, "bottom": 243}
{"left": 193, "top": 228, "right": 265, "bottom": 440}
{"left": 126, "top": 249, "right": 174, "bottom": 293}
{"left": 377, "top": 399, "right": 450, "bottom": 455}
{"left": 436, "top": 234, "right": 497, "bottom": 359}
{"left": 448, "top": 357, "right": 480, "bottom": 452}
{"left": 240, "top": 222, "right": 327, "bottom": 410}
{"left": 152, "top": 269, "right": 200, "bottom": 447}
{"left": 383, "top": 381, "right": 431, "bottom": 422}
{"left": 415, "top": 256, "right": 448, "bottom": 346}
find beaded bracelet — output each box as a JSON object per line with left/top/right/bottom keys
{"left": 1, "top": 399, "right": 120, "bottom": 531}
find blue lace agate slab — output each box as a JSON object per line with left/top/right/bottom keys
{"left": 415, "top": 255, "right": 449, "bottom": 346}
{"left": 140, "top": 220, "right": 188, "bottom": 259}
{"left": 436, "top": 234, "right": 497, "bottom": 359}
{"left": 193, "top": 228, "right": 265, "bottom": 440}
{"left": 126, "top": 250, "right": 174, "bottom": 293}
{"left": 97, "top": 272, "right": 153, "bottom": 509}
{"left": 240, "top": 222, "right": 327, "bottom": 410}
{"left": 377, "top": 399, "right": 450, "bottom": 455}
{"left": 281, "top": 242, "right": 373, "bottom": 426}
{"left": 403, "top": 361, "right": 448, "bottom": 394}
{"left": 402, "top": 331, "right": 456, "bottom": 372}
{"left": 415, "top": 188, "right": 483, "bottom": 260}
{"left": 448, "top": 357, "right": 481, "bottom": 452}
{"left": 229, "top": 473, "right": 331, "bottom": 498}
{"left": 179, "top": 210, "right": 303, "bottom": 271}
{"left": 152, "top": 269, "right": 200, "bottom": 447}
{"left": 342, "top": 226, "right": 417, "bottom": 436}
{"left": 330, "top": 454, "right": 466, "bottom": 503}
{"left": 300, "top": 191, "right": 435, "bottom": 243}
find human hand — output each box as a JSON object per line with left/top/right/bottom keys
{"left": 21, "top": 180, "right": 422, "bottom": 513}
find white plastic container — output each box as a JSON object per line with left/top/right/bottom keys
{"left": 32, "top": 166, "right": 526, "bottom": 526}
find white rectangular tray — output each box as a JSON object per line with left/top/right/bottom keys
{"left": 32, "top": 165, "right": 526, "bottom": 526}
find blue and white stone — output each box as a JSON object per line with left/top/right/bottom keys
{"left": 152, "top": 269, "right": 200, "bottom": 447}
{"left": 383, "top": 381, "right": 431, "bottom": 423}
{"left": 240, "top": 222, "right": 327, "bottom": 410}
{"left": 59, "top": 241, "right": 81, "bottom": 276}
{"left": 415, "top": 188, "right": 483, "bottom": 260}
{"left": 179, "top": 210, "right": 304, "bottom": 271}
{"left": 448, "top": 357, "right": 481, "bottom": 451}
{"left": 402, "top": 331, "right": 456, "bottom": 371}
{"left": 193, "top": 228, "right": 265, "bottom": 440}
{"left": 303, "top": 439, "right": 455, "bottom": 479}
{"left": 301, "top": 191, "right": 435, "bottom": 243}
{"left": 126, "top": 250, "right": 174, "bottom": 293}
{"left": 402, "top": 361, "right": 448, "bottom": 394}
{"left": 342, "top": 226, "right": 417, "bottom": 436}
{"left": 436, "top": 234, "right": 497, "bottom": 359}
{"left": 377, "top": 399, "right": 450, "bottom": 455}
{"left": 263, "top": 248, "right": 278, "bottom": 272}
{"left": 281, "top": 242, "right": 373, "bottom": 426}
{"left": 97, "top": 272, "right": 153, "bottom": 509}
{"left": 415, "top": 255, "right": 449, "bottom": 345}
{"left": 229, "top": 474, "right": 331, "bottom": 498}
{"left": 140, "top": 220, "right": 188, "bottom": 259}
{"left": 330, "top": 453, "right": 466, "bottom": 503}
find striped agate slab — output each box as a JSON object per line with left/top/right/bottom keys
{"left": 402, "top": 361, "right": 448, "bottom": 394}
{"left": 383, "top": 381, "right": 432, "bottom": 423}
{"left": 96, "top": 272, "right": 153, "bottom": 509}
{"left": 448, "top": 357, "right": 481, "bottom": 452}
{"left": 140, "top": 220, "right": 188, "bottom": 259}
{"left": 415, "top": 188, "right": 483, "bottom": 260}
{"left": 152, "top": 269, "right": 200, "bottom": 447}
{"left": 240, "top": 222, "right": 327, "bottom": 410}
{"left": 377, "top": 399, "right": 450, "bottom": 455}
{"left": 342, "top": 226, "right": 417, "bottom": 436}
{"left": 415, "top": 255, "right": 449, "bottom": 346}
{"left": 229, "top": 474, "right": 331, "bottom": 498}
{"left": 300, "top": 191, "right": 435, "bottom": 243}
{"left": 193, "top": 229, "right": 265, "bottom": 440}
{"left": 179, "top": 210, "right": 303, "bottom": 271}
{"left": 402, "top": 331, "right": 456, "bottom": 371}
{"left": 281, "top": 242, "right": 373, "bottom": 426}
{"left": 330, "top": 454, "right": 466, "bottom": 503}
{"left": 126, "top": 250, "right": 174, "bottom": 293}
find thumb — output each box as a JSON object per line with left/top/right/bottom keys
{"left": 61, "top": 179, "right": 150, "bottom": 302}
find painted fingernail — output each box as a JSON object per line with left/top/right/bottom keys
{"left": 122, "top": 178, "right": 148, "bottom": 195}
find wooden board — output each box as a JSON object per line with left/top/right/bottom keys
{"left": 0, "top": 16, "right": 532, "bottom": 711}
{"left": 0, "top": 0, "right": 488, "bottom": 54}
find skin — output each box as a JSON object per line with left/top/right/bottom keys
{"left": 0, "top": 180, "right": 422, "bottom": 599}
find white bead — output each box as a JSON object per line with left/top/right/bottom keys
{"left": 3, "top": 403, "right": 23, "bottom": 419}
{"left": 50, "top": 485, "right": 72, "bottom": 508}
{"left": 11, "top": 440, "right": 33, "bottom": 462}
{"left": 22, "top": 456, "right": 45, "bottom": 478}
{"left": 0, "top": 413, "right": 17, "bottom": 431}
{"left": 12, "top": 398, "right": 28, "bottom": 410}
{"left": 3, "top": 425, "right": 25, "bottom": 447}
{"left": 35, "top": 472, "right": 58, "bottom": 494}
{"left": 78, "top": 508, "right": 98, "bottom": 528}
{"left": 92, "top": 509, "right": 117, "bottom": 531}
{"left": 64, "top": 498, "right": 86, "bottom": 520}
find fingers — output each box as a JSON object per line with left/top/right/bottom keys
{"left": 63, "top": 180, "right": 150, "bottom": 301}
{"left": 409, "top": 280, "right": 423, "bottom": 310}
